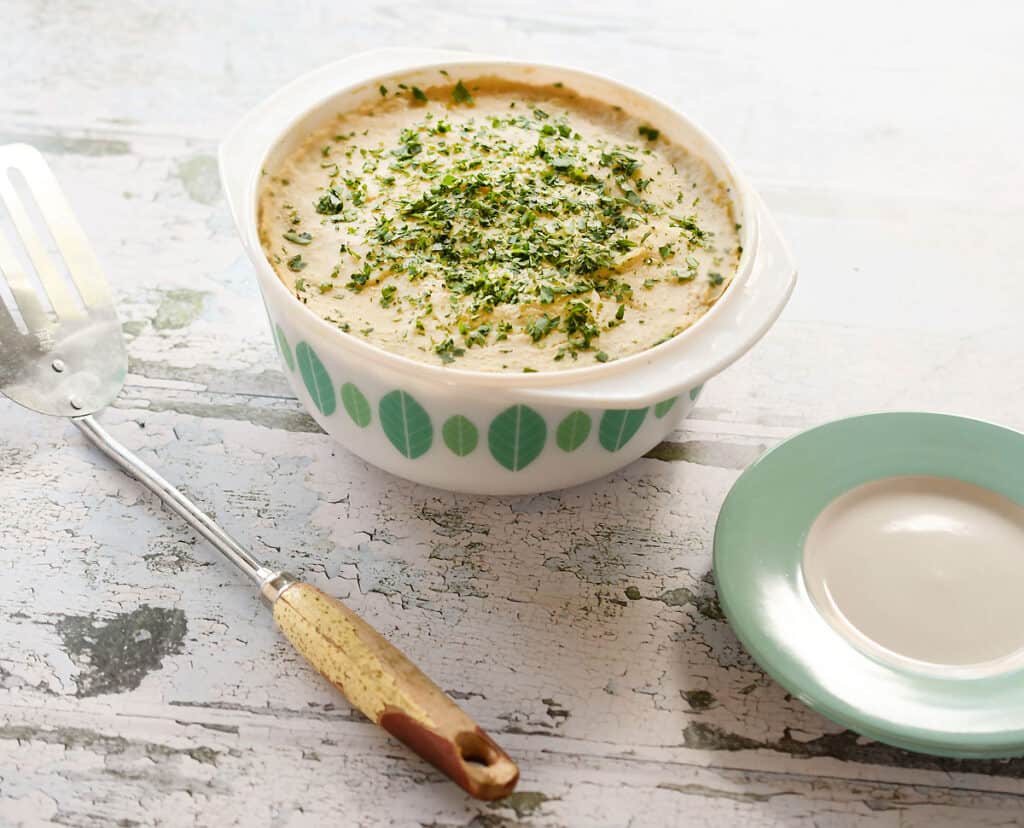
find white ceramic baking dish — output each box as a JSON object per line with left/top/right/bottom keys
{"left": 219, "top": 48, "right": 796, "bottom": 494}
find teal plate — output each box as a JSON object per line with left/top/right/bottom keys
{"left": 714, "top": 412, "right": 1024, "bottom": 758}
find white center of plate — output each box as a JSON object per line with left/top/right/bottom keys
{"left": 802, "top": 475, "right": 1024, "bottom": 674}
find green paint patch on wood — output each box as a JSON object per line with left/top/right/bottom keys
{"left": 176, "top": 153, "right": 221, "bottom": 205}
{"left": 679, "top": 722, "right": 1024, "bottom": 779}
{"left": 0, "top": 132, "right": 131, "bottom": 156}
{"left": 152, "top": 289, "right": 207, "bottom": 330}
{"left": 121, "top": 320, "right": 147, "bottom": 337}
{"left": 489, "top": 791, "right": 557, "bottom": 818}
{"left": 131, "top": 399, "right": 324, "bottom": 433}
{"left": 622, "top": 584, "right": 724, "bottom": 620}
{"left": 55, "top": 605, "right": 187, "bottom": 698}
{"left": 681, "top": 689, "right": 716, "bottom": 710}
{"left": 0, "top": 724, "right": 223, "bottom": 766}
{"left": 657, "top": 586, "right": 725, "bottom": 621}
{"left": 645, "top": 440, "right": 765, "bottom": 469}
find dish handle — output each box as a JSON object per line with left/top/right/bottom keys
{"left": 513, "top": 192, "right": 797, "bottom": 410}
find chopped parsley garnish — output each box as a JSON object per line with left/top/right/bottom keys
{"left": 314, "top": 188, "right": 344, "bottom": 215}
{"left": 435, "top": 337, "right": 465, "bottom": 364}
{"left": 452, "top": 80, "right": 474, "bottom": 104}
{"left": 564, "top": 300, "right": 599, "bottom": 350}
{"left": 526, "top": 313, "right": 559, "bottom": 342}
{"left": 273, "top": 89, "right": 735, "bottom": 368}
{"left": 346, "top": 263, "right": 373, "bottom": 292}
{"left": 670, "top": 214, "right": 712, "bottom": 246}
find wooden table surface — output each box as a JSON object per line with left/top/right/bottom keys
{"left": 3, "top": 2, "right": 1023, "bottom": 825}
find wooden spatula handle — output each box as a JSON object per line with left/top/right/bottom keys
{"left": 270, "top": 580, "right": 519, "bottom": 800}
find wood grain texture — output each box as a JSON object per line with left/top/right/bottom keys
{"left": 2, "top": 0, "right": 1024, "bottom": 825}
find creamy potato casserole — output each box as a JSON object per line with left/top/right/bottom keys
{"left": 259, "top": 76, "right": 741, "bottom": 372}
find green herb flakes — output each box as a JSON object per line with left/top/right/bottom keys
{"left": 526, "top": 313, "right": 559, "bottom": 342}
{"left": 315, "top": 188, "right": 344, "bottom": 215}
{"left": 452, "top": 80, "right": 474, "bottom": 104}
{"left": 435, "top": 337, "right": 465, "bottom": 364}
{"left": 283, "top": 231, "right": 313, "bottom": 245}
{"left": 266, "top": 82, "right": 738, "bottom": 372}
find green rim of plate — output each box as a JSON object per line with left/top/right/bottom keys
{"left": 713, "top": 412, "right": 1024, "bottom": 758}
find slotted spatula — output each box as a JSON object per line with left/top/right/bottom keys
{"left": 0, "top": 143, "right": 518, "bottom": 801}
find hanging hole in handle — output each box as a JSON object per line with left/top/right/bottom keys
{"left": 455, "top": 730, "right": 500, "bottom": 768}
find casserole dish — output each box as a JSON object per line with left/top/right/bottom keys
{"left": 219, "top": 48, "right": 796, "bottom": 494}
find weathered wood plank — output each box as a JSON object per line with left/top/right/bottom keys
{"left": 3, "top": 0, "right": 1024, "bottom": 824}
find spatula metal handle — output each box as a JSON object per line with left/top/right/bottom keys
{"left": 73, "top": 415, "right": 272, "bottom": 584}
{"left": 71, "top": 414, "right": 519, "bottom": 800}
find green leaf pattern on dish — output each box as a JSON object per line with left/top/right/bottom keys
{"left": 295, "top": 342, "right": 335, "bottom": 416}
{"left": 654, "top": 396, "right": 677, "bottom": 418}
{"left": 556, "top": 410, "right": 591, "bottom": 452}
{"left": 599, "top": 407, "right": 649, "bottom": 452}
{"left": 276, "top": 324, "right": 295, "bottom": 372}
{"left": 341, "top": 382, "right": 371, "bottom": 427}
{"left": 442, "top": 415, "right": 479, "bottom": 457}
{"left": 379, "top": 390, "right": 433, "bottom": 458}
{"left": 689, "top": 384, "right": 704, "bottom": 401}
{"left": 489, "top": 405, "right": 547, "bottom": 470}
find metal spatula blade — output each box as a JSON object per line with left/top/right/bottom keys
{"left": 0, "top": 143, "right": 126, "bottom": 417}
{"left": 0, "top": 143, "right": 519, "bottom": 801}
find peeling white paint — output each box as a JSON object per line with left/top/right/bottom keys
{"left": 3, "top": 0, "right": 1024, "bottom": 825}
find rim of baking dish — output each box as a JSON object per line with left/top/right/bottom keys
{"left": 238, "top": 55, "right": 761, "bottom": 390}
